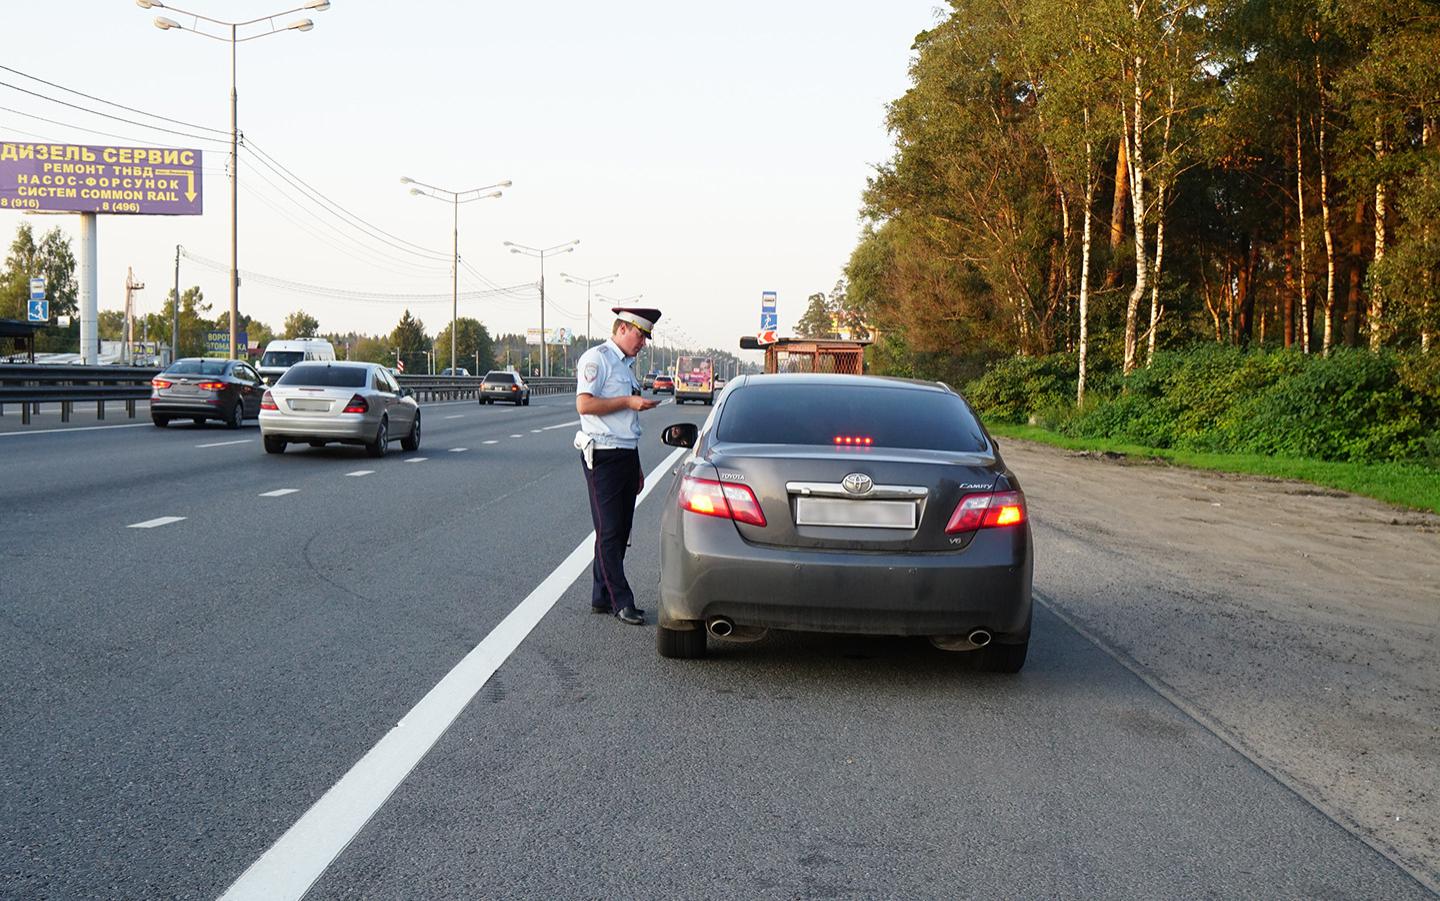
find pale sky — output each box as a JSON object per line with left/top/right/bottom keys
{"left": 1, "top": 1, "right": 941, "bottom": 361}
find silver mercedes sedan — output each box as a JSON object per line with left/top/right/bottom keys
{"left": 655, "top": 374, "right": 1032, "bottom": 671}
{"left": 258, "top": 361, "right": 420, "bottom": 457}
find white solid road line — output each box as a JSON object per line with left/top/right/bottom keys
{"left": 127, "top": 516, "right": 186, "bottom": 529}
{"left": 0, "top": 422, "right": 152, "bottom": 438}
{"left": 541, "top": 420, "right": 580, "bottom": 431}
{"left": 259, "top": 489, "right": 300, "bottom": 497}
{"left": 345, "top": 470, "right": 374, "bottom": 477}
{"left": 196, "top": 439, "right": 251, "bottom": 448}
{"left": 220, "top": 445, "right": 687, "bottom": 901}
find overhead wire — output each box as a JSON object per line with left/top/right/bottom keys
{"left": 0, "top": 79, "right": 225, "bottom": 144}
{"left": 0, "top": 63, "right": 229, "bottom": 136}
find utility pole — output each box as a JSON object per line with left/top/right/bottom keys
{"left": 172, "top": 245, "right": 181, "bottom": 364}
{"left": 124, "top": 268, "right": 145, "bottom": 365}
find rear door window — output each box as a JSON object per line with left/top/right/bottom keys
{"left": 716, "top": 382, "right": 989, "bottom": 452}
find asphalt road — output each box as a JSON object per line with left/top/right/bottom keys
{"left": 0, "top": 396, "right": 1433, "bottom": 899}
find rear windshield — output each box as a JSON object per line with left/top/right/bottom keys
{"left": 166, "top": 360, "right": 229, "bottom": 376}
{"left": 260, "top": 351, "right": 304, "bottom": 368}
{"left": 716, "top": 382, "right": 989, "bottom": 452}
{"left": 277, "top": 364, "right": 367, "bottom": 388}
{"left": 484, "top": 372, "right": 515, "bottom": 384}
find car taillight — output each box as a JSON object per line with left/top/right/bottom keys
{"left": 260, "top": 391, "right": 277, "bottom": 411}
{"left": 679, "top": 476, "right": 767, "bottom": 527}
{"left": 151, "top": 378, "right": 172, "bottom": 389}
{"left": 511, "top": 385, "right": 518, "bottom": 391}
{"left": 833, "top": 435, "right": 874, "bottom": 446}
{"left": 945, "top": 490, "right": 1026, "bottom": 534}
{"left": 196, "top": 381, "right": 226, "bottom": 392}
{"left": 342, "top": 394, "right": 369, "bottom": 414}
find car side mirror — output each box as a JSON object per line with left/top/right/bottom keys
{"left": 662, "top": 422, "right": 698, "bottom": 448}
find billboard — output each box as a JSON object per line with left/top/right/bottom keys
{"left": 527, "top": 327, "right": 574, "bottom": 345}
{"left": 0, "top": 141, "right": 203, "bottom": 215}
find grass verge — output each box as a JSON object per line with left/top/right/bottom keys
{"left": 988, "top": 423, "right": 1440, "bottom": 515}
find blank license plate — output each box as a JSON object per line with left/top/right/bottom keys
{"left": 794, "top": 497, "right": 916, "bottom": 529}
{"left": 289, "top": 399, "right": 331, "bottom": 412}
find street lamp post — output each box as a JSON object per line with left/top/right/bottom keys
{"left": 504, "top": 239, "right": 578, "bottom": 377}
{"left": 560, "top": 272, "right": 618, "bottom": 349}
{"left": 139, "top": 0, "right": 331, "bottom": 361}
{"left": 400, "top": 176, "right": 508, "bottom": 377}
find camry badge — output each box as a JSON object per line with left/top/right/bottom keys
{"left": 842, "top": 473, "right": 874, "bottom": 495}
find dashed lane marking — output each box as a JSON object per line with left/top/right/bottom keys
{"left": 530, "top": 429, "right": 543, "bottom": 433}
{"left": 482, "top": 440, "right": 499, "bottom": 445}
{"left": 219, "top": 445, "right": 686, "bottom": 901}
{"left": 197, "top": 439, "right": 251, "bottom": 448}
{"left": 448, "top": 448, "right": 467, "bottom": 453}
{"left": 444, "top": 415, "right": 465, "bottom": 420}
{"left": 345, "top": 470, "right": 375, "bottom": 477}
{"left": 508, "top": 434, "right": 522, "bottom": 439}
{"left": 128, "top": 516, "right": 185, "bottom": 529}
{"left": 404, "top": 457, "right": 428, "bottom": 463}
{"left": 259, "top": 489, "right": 300, "bottom": 497}
{"left": 541, "top": 420, "right": 580, "bottom": 431}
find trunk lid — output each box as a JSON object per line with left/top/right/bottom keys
{"left": 707, "top": 442, "right": 1001, "bottom": 551}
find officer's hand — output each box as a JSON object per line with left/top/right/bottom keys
{"left": 629, "top": 396, "right": 660, "bottom": 411}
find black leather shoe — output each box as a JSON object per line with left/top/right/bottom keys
{"left": 614, "top": 606, "right": 644, "bottom": 625}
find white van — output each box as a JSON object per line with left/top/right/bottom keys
{"left": 257, "top": 338, "right": 337, "bottom": 384}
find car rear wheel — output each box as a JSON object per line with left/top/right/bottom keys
{"left": 152, "top": 415, "right": 170, "bottom": 428}
{"left": 366, "top": 417, "right": 388, "bottom": 458}
{"left": 656, "top": 623, "right": 706, "bottom": 659}
{"left": 226, "top": 399, "right": 244, "bottom": 430}
{"left": 979, "top": 638, "right": 1028, "bottom": 673}
{"left": 192, "top": 417, "right": 206, "bottom": 426}
{"left": 308, "top": 440, "right": 326, "bottom": 448}
{"left": 263, "top": 435, "right": 286, "bottom": 454}
{"left": 401, "top": 412, "right": 421, "bottom": 451}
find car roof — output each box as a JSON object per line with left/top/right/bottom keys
{"left": 727, "top": 372, "right": 953, "bottom": 393}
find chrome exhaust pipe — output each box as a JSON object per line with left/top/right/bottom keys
{"left": 967, "top": 629, "right": 992, "bottom": 648}
{"left": 707, "top": 617, "right": 735, "bottom": 638}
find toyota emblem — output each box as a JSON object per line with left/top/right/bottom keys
{"left": 842, "top": 473, "right": 873, "bottom": 495}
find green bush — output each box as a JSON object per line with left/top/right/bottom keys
{"left": 964, "top": 344, "right": 1440, "bottom": 465}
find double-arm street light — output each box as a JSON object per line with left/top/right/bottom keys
{"left": 560, "top": 272, "right": 618, "bottom": 348}
{"left": 400, "top": 176, "right": 509, "bottom": 376}
{"left": 504, "top": 239, "right": 578, "bottom": 377}
{"left": 138, "top": 0, "right": 331, "bottom": 361}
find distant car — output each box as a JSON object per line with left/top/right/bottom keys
{"left": 714, "top": 377, "right": 728, "bottom": 390}
{"left": 440, "top": 367, "right": 471, "bottom": 377}
{"left": 479, "top": 370, "right": 530, "bottom": 405}
{"left": 654, "top": 373, "right": 1032, "bottom": 670}
{"left": 256, "top": 337, "right": 336, "bottom": 385}
{"left": 643, "top": 369, "right": 661, "bottom": 390}
{"left": 151, "top": 358, "right": 265, "bottom": 429}
{"left": 652, "top": 374, "right": 674, "bottom": 395}
{"left": 258, "top": 361, "right": 420, "bottom": 457}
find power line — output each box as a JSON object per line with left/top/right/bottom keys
{"left": 0, "top": 63, "right": 229, "bottom": 136}
{"left": 0, "top": 104, "right": 229, "bottom": 152}
{"left": 0, "top": 79, "right": 222, "bottom": 144}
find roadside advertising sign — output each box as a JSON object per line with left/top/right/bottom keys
{"left": 206, "top": 330, "right": 247, "bottom": 354}
{"left": 525, "top": 328, "right": 543, "bottom": 346}
{"left": 0, "top": 141, "right": 203, "bottom": 215}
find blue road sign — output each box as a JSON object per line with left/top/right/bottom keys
{"left": 29, "top": 277, "right": 45, "bottom": 301}
{"left": 27, "top": 299, "right": 49, "bottom": 322}
{"left": 761, "top": 290, "right": 777, "bottom": 312}
{"left": 760, "top": 312, "right": 777, "bottom": 331}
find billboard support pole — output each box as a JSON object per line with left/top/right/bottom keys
{"left": 173, "top": 246, "right": 181, "bottom": 364}
{"left": 79, "top": 212, "right": 98, "bottom": 365}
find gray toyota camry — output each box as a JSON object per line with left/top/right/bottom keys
{"left": 655, "top": 373, "right": 1032, "bottom": 671}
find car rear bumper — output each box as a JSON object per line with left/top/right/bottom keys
{"left": 659, "top": 511, "right": 1032, "bottom": 638}
{"left": 151, "top": 397, "right": 222, "bottom": 416}
{"left": 259, "top": 410, "right": 377, "bottom": 441}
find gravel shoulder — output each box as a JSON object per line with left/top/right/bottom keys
{"left": 1004, "top": 438, "right": 1440, "bottom": 890}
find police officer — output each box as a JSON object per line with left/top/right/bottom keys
{"left": 575, "top": 307, "right": 662, "bottom": 625}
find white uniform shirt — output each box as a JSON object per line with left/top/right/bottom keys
{"left": 575, "top": 339, "right": 642, "bottom": 449}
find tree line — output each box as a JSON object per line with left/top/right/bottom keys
{"left": 821, "top": 0, "right": 1438, "bottom": 398}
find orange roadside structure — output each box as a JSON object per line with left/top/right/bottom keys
{"left": 740, "top": 335, "right": 870, "bottom": 375}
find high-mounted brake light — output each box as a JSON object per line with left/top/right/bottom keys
{"left": 945, "top": 490, "right": 1027, "bottom": 534}
{"left": 679, "top": 476, "right": 767, "bottom": 527}
{"left": 196, "top": 381, "right": 226, "bottom": 392}
{"left": 832, "top": 435, "right": 874, "bottom": 447}
{"left": 342, "top": 394, "right": 369, "bottom": 414}
{"left": 260, "top": 391, "right": 277, "bottom": 411}
{"left": 151, "top": 378, "right": 172, "bottom": 389}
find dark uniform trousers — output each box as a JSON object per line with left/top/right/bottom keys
{"left": 582, "top": 447, "right": 642, "bottom": 611}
